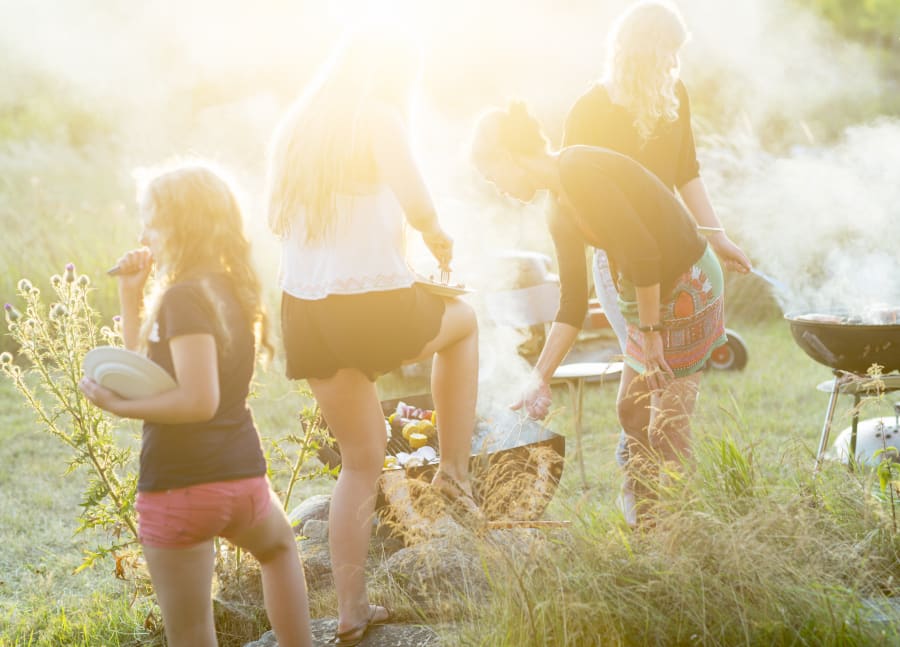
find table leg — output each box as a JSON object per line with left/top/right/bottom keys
{"left": 565, "top": 379, "right": 587, "bottom": 488}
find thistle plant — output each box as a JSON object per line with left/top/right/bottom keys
{"left": 1, "top": 264, "right": 139, "bottom": 573}
{"left": 266, "top": 398, "right": 337, "bottom": 514}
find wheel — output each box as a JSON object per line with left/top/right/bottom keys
{"left": 708, "top": 328, "right": 748, "bottom": 371}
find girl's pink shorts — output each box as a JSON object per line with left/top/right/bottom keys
{"left": 135, "top": 475, "right": 272, "bottom": 549}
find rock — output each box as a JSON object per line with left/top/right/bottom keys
{"left": 862, "top": 596, "right": 900, "bottom": 630}
{"left": 298, "top": 535, "right": 333, "bottom": 593}
{"left": 244, "top": 629, "right": 278, "bottom": 647}
{"left": 244, "top": 619, "right": 440, "bottom": 647}
{"left": 214, "top": 596, "right": 265, "bottom": 642}
{"left": 289, "top": 494, "right": 331, "bottom": 534}
{"left": 381, "top": 534, "right": 489, "bottom": 610}
{"left": 301, "top": 519, "right": 329, "bottom": 542}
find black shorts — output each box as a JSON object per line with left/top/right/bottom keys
{"left": 281, "top": 286, "right": 446, "bottom": 381}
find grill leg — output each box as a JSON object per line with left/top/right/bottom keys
{"left": 815, "top": 375, "right": 841, "bottom": 474}
{"left": 848, "top": 394, "right": 861, "bottom": 472}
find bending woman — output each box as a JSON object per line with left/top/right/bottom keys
{"left": 265, "top": 27, "right": 479, "bottom": 646}
{"left": 472, "top": 102, "right": 726, "bottom": 527}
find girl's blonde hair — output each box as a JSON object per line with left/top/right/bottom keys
{"left": 136, "top": 162, "right": 272, "bottom": 358}
{"left": 605, "top": 1, "right": 689, "bottom": 142}
{"left": 265, "top": 25, "right": 422, "bottom": 241}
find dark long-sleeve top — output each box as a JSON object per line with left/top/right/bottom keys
{"left": 562, "top": 80, "right": 700, "bottom": 190}
{"left": 550, "top": 146, "right": 707, "bottom": 328}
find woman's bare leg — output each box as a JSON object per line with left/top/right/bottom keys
{"left": 228, "top": 491, "right": 312, "bottom": 647}
{"left": 616, "top": 365, "right": 655, "bottom": 526}
{"left": 407, "top": 298, "right": 478, "bottom": 488}
{"left": 142, "top": 540, "right": 217, "bottom": 647}
{"left": 649, "top": 372, "right": 702, "bottom": 466}
{"left": 617, "top": 365, "right": 703, "bottom": 526}
{"left": 308, "top": 369, "right": 388, "bottom": 634}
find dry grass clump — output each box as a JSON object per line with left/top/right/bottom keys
{"left": 458, "top": 435, "right": 900, "bottom": 646}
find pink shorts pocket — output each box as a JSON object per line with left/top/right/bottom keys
{"left": 136, "top": 475, "right": 272, "bottom": 549}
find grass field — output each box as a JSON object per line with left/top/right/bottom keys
{"left": 2, "top": 315, "right": 898, "bottom": 645}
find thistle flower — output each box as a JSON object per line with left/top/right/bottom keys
{"left": 17, "top": 279, "right": 32, "bottom": 292}
{"left": 77, "top": 275, "right": 90, "bottom": 288}
{"left": 50, "top": 303, "right": 68, "bottom": 320}
{"left": 0, "top": 352, "right": 12, "bottom": 365}
{"left": 50, "top": 274, "right": 62, "bottom": 287}
{"left": 4, "top": 303, "right": 22, "bottom": 322}
{"left": 65, "top": 263, "right": 76, "bottom": 283}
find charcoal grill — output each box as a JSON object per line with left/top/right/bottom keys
{"left": 316, "top": 393, "right": 566, "bottom": 523}
{"left": 785, "top": 311, "right": 900, "bottom": 471}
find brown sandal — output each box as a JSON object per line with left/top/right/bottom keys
{"left": 330, "top": 605, "right": 392, "bottom": 646}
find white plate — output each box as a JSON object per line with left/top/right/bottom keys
{"left": 414, "top": 279, "right": 474, "bottom": 298}
{"left": 83, "top": 346, "right": 177, "bottom": 399}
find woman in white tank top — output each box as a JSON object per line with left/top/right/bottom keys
{"left": 264, "top": 25, "right": 481, "bottom": 646}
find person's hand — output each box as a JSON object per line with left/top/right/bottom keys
{"left": 422, "top": 228, "right": 453, "bottom": 272}
{"left": 709, "top": 233, "right": 751, "bottom": 273}
{"left": 113, "top": 247, "right": 154, "bottom": 293}
{"left": 79, "top": 376, "right": 126, "bottom": 416}
{"left": 511, "top": 377, "right": 553, "bottom": 420}
{"left": 641, "top": 331, "right": 674, "bottom": 392}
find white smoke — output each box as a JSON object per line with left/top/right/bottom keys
{"left": 1, "top": 0, "right": 896, "bottom": 393}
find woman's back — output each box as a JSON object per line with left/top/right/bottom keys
{"left": 279, "top": 186, "right": 414, "bottom": 300}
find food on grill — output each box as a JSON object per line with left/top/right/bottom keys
{"left": 383, "top": 401, "right": 441, "bottom": 468}
{"left": 795, "top": 313, "right": 844, "bottom": 323}
{"left": 408, "top": 432, "right": 429, "bottom": 449}
{"left": 401, "top": 421, "right": 419, "bottom": 442}
{"left": 393, "top": 446, "right": 438, "bottom": 468}
{"left": 793, "top": 306, "right": 900, "bottom": 326}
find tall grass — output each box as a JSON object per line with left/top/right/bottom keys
{"left": 458, "top": 436, "right": 899, "bottom": 646}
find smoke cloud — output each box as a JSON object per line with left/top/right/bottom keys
{"left": 2, "top": 0, "right": 896, "bottom": 396}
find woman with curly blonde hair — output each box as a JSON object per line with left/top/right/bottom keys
{"left": 562, "top": 1, "right": 751, "bottom": 525}
{"left": 80, "top": 162, "right": 312, "bottom": 647}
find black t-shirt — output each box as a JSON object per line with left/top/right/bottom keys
{"left": 139, "top": 273, "right": 266, "bottom": 491}
{"left": 550, "top": 146, "right": 707, "bottom": 328}
{"left": 563, "top": 80, "right": 700, "bottom": 190}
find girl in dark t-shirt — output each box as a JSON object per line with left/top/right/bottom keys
{"left": 472, "top": 101, "right": 727, "bottom": 529}
{"left": 80, "top": 163, "right": 311, "bottom": 647}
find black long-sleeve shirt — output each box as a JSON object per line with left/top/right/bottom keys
{"left": 550, "top": 146, "right": 707, "bottom": 328}
{"left": 563, "top": 80, "right": 700, "bottom": 191}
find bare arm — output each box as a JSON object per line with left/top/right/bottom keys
{"left": 80, "top": 333, "right": 220, "bottom": 424}
{"left": 679, "top": 177, "right": 751, "bottom": 273}
{"left": 533, "top": 322, "right": 581, "bottom": 383}
{"left": 513, "top": 322, "right": 581, "bottom": 420}
{"left": 634, "top": 283, "right": 673, "bottom": 390}
{"left": 371, "top": 105, "right": 452, "bottom": 269}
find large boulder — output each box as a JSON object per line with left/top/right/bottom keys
{"left": 380, "top": 534, "right": 489, "bottom": 611}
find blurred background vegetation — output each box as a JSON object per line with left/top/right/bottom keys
{"left": 2, "top": 1, "right": 899, "bottom": 353}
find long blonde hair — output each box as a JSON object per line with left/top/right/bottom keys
{"left": 265, "top": 25, "right": 422, "bottom": 241}
{"left": 605, "top": 1, "right": 689, "bottom": 142}
{"left": 136, "top": 162, "right": 272, "bottom": 358}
